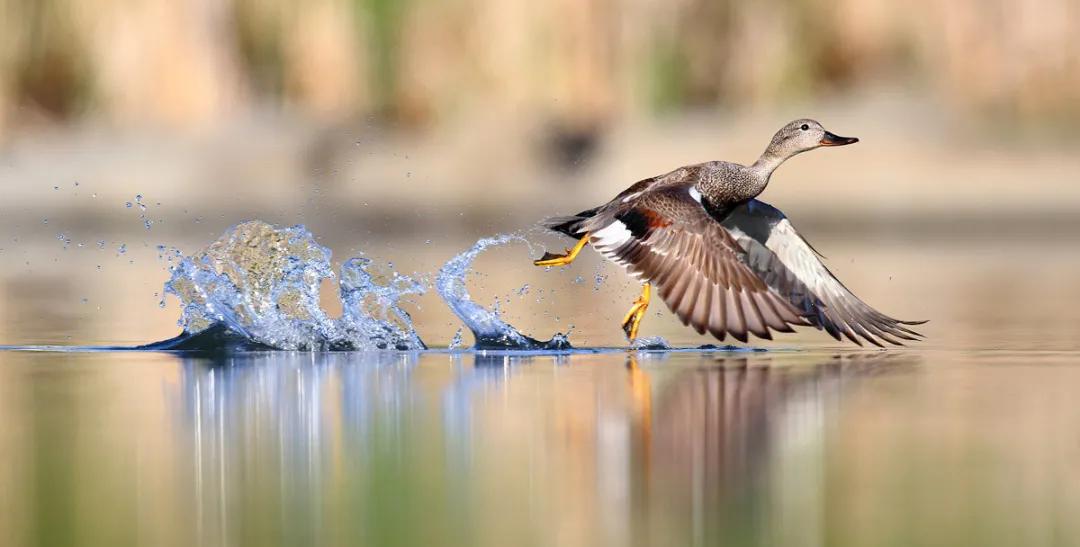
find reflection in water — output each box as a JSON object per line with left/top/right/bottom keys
{"left": 180, "top": 352, "right": 427, "bottom": 545}
{"left": 169, "top": 351, "right": 918, "bottom": 547}
{"left": 635, "top": 353, "right": 918, "bottom": 546}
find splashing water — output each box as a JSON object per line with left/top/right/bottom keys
{"left": 435, "top": 234, "right": 571, "bottom": 350}
{"left": 630, "top": 336, "right": 671, "bottom": 350}
{"left": 144, "top": 221, "right": 577, "bottom": 352}
{"left": 159, "top": 221, "right": 426, "bottom": 351}
{"left": 448, "top": 328, "right": 464, "bottom": 350}
{"left": 337, "top": 256, "right": 427, "bottom": 350}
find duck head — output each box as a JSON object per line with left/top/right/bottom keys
{"left": 747, "top": 118, "right": 855, "bottom": 189}
{"left": 754, "top": 119, "right": 858, "bottom": 174}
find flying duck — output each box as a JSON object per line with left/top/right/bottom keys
{"left": 534, "top": 119, "right": 924, "bottom": 346}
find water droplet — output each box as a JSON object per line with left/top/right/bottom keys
{"left": 448, "top": 328, "right": 464, "bottom": 350}
{"left": 52, "top": 186, "right": 59, "bottom": 190}
{"left": 125, "top": 202, "right": 132, "bottom": 208}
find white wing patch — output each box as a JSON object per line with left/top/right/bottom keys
{"left": 688, "top": 187, "right": 703, "bottom": 203}
{"left": 590, "top": 219, "right": 632, "bottom": 249}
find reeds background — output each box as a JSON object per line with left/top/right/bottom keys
{"left": 1, "top": 0, "right": 1078, "bottom": 131}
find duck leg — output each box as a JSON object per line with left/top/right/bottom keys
{"left": 533, "top": 234, "right": 590, "bottom": 267}
{"left": 620, "top": 283, "right": 651, "bottom": 340}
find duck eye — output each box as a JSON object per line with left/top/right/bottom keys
{"left": 800, "top": 124, "right": 809, "bottom": 131}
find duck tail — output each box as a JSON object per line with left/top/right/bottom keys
{"left": 541, "top": 207, "right": 599, "bottom": 238}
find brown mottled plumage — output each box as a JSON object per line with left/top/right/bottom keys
{"left": 539, "top": 119, "right": 925, "bottom": 346}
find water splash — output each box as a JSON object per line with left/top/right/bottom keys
{"left": 162, "top": 221, "right": 426, "bottom": 351}
{"left": 146, "top": 222, "right": 578, "bottom": 352}
{"left": 337, "top": 256, "right": 426, "bottom": 350}
{"left": 435, "top": 234, "right": 571, "bottom": 350}
{"left": 448, "top": 328, "right": 464, "bottom": 350}
{"left": 630, "top": 336, "right": 671, "bottom": 350}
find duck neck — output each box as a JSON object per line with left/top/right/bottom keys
{"left": 750, "top": 148, "right": 787, "bottom": 181}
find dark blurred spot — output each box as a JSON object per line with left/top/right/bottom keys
{"left": 543, "top": 122, "right": 603, "bottom": 173}
{"left": 15, "top": 46, "right": 90, "bottom": 120}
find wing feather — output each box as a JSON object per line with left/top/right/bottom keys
{"left": 723, "top": 199, "right": 925, "bottom": 346}
{"left": 584, "top": 187, "right": 809, "bottom": 342}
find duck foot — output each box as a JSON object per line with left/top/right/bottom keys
{"left": 533, "top": 234, "right": 590, "bottom": 267}
{"left": 620, "top": 283, "right": 652, "bottom": 340}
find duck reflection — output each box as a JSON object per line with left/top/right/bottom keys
{"left": 628, "top": 352, "right": 921, "bottom": 546}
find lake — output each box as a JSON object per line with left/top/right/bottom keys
{"left": 2, "top": 347, "right": 1078, "bottom": 546}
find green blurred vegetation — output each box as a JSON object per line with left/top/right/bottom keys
{"left": 354, "top": 0, "right": 410, "bottom": 117}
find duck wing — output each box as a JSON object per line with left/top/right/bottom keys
{"left": 582, "top": 186, "right": 810, "bottom": 342}
{"left": 721, "top": 199, "right": 925, "bottom": 346}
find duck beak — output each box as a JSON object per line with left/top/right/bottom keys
{"left": 820, "top": 131, "right": 858, "bottom": 146}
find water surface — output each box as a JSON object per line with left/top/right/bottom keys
{"left": 1, "top": 347, "right": 1078, "bottom": 546}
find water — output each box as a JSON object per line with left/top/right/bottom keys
{"left": 140, "top": 222, "right": 572, "bottom": 352}
{"left": 158, "top": 221, "right": 427, "bottom": 351}
{"left": 2, "top": 349, "right": 1079, "bottom": 547}
{"left": 4, "top": 221, "right": 1080, "bottom": 546}
{"left": 434, "top": 234, "right": 571, "bottom": 350}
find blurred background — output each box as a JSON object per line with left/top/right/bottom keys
{"left": 1, "top": 0, "right": 1079, "bottom": 347}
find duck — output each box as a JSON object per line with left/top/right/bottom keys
{"left": 533, "top": 119, "right": 924, "bottom": 346}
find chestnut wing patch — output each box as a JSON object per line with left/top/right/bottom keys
{"left": 614, "top": 208, "right": 671, "bottom": 238}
